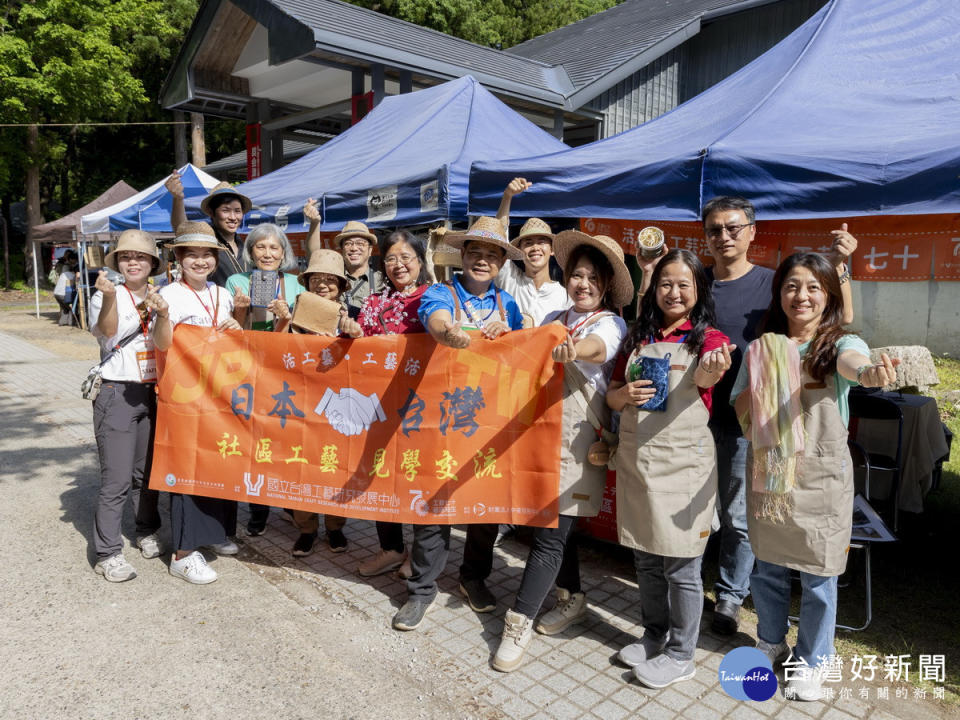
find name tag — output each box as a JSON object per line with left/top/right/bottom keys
{"left": 137, "top": 350, "right": 157, "bottom": 383}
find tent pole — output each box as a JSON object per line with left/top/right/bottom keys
{"left": 32, "top": 241, "right": 40, "bottom": 319}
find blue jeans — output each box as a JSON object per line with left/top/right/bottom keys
{"left": 751, "top": 560, "right": 837, "bottom": 669}
{"left": 712, "top": 427, "right": 755, "bottom": 605}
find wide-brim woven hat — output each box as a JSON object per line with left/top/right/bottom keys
{"left": 164, "top": 221, "right": 223, "bottom": 252}
{"left": 444, "top": 216, "right": 522, "bottom": 261}
{"left": 553, "top": 230, "right": 635, "bottom": 307}
{"left": 104, "top": 229, "right": 164, "bottom": 275}
{"left": 298, "top": 249, "right": 351, "bottom": 291}
{"left": 333, "top": 220, "right": 377, "bottom": 248}
{"left": 200, "top": 181, "right": 252, "bottom": 217}
{"left": 512, "top": 217, "right": 554, "bottom": 247}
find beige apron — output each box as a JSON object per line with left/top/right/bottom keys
{"left": 444, "top": 282, "right": 505, "bottom": 330}
{"left": 556, "top": 312, "right": 616, "bottom": 517}
{"left": 616, "top": 341, "right": 717, "bottom": 557}
{"left": 746, "top": 369, "right": 853, "bottom": 577}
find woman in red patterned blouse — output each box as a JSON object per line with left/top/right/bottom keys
{"left": 356, "top": 230, "right": 433, "bottom": 579}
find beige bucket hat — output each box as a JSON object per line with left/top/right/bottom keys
{"left": 104, "top": 229, "right": 164, "bottom": 275}
{"left": 164, "top": 221, "right": 223, "bottom": 252}
{"left": 553, "top": 230, "right": 635, "bottom": 307}
{"left": 200, "top": 181, "right": 252, "bottom": 217}
{"left": 298, "top": 249, "right": 352, "bottom": 291}
{"left": 512, "top": 217, "right": 554, "bottom": 247}
{"left": 333, "top": 220, "right": 377, "bottom": 248}
{"left": 444, "top": 216, "right": 522, "bottom": 261}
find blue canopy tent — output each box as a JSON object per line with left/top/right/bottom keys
{"left": 80, "top": 164, "right": 220, "bottom": 234}
{"left": 469, "top": 0, "right": 960, "bottom": 221}
{"left": 206, "top": 76, "right": 567, "bottom": 232}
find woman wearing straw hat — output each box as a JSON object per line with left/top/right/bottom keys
{"left": 166, "top": 173, "right": 250, "bottom": 286}
{"left": 392, "top": 216, "right": 523, "bottom": 632}
{"left": 153, "top": 222, "right": 242, "bottom": 584}
{"left": 355, "top": 230, "right": 434, "bottom": 580}
{"left": 89, "top": 230, "right": 167, "bottom": 582}
{"left": 607, "top": 249, "right": 733, "bottom": 689}
{"left": 286, "top": 249, "right": 360, "bottom": 558}
{"left": 495, "top": 178, "right": 570, "bottom": 327}
{"left": 493, "top": 231, "right": 629, "bottom": 672}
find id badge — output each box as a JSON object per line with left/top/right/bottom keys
{"left": 137, "top": 350, "right": 157, "bottom": 383}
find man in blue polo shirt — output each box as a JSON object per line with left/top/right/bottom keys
{"left": 393, "top": 216, "right": 524, "bottom": 631}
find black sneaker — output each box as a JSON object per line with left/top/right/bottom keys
{"left": 711, "top": 599, "right": 741, "bottom": 636}
{"left": 392, "top": 597, "right": 435, "bottom": 631}
{"left": 327, "top": 529, "right": 348, "bottom": 553}
{"left": 459, "top": 578, "right": 496, "bottom": 613}
{"left": 292, "top": 532, "right": 317, "bottom": 557}
{"left": 246, "top": 522, "right": 266, "bottom": 537}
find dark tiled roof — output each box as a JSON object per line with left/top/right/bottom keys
{"left": 270, "top": 0, "right": 574, "bottom": 103}
{"left": 507, "top": 0, "right": 770, "bottom": 90}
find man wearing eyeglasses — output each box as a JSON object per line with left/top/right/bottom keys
{"left": 698, "top": 196, "right": 775, "bottom": 637}
{"left": 329, "top": 220, "right": 385, "bottom": 319}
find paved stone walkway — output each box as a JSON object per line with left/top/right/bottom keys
{"left": 1, "top": 325, "right": 947, "bottom": 720}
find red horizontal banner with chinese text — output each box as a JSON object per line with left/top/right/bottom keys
{"left": 150, "top": 325, "right": 566, "bottom": 526}
{"left": 582, "top": 214, "right": 960, "bottom": 281}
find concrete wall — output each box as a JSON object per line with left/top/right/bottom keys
{"left": 848, "top": 281, "right": 960, "bottom": 355}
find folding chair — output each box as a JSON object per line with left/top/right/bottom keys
{"left": 849, "top": 391, "right": 904, "bottom": 532}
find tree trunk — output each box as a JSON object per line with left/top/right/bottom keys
{"left": 190, "top": 113, "right": 206, "bottom": 167}
{"left": 24, "top": 124, "right": 44, "bottom": 287}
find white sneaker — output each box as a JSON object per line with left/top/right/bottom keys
{"left": 206, "top": 540, "right": 239, "bottom": 556}
{"left": 535, "top": 588, "right": 587, "bottom": 635}
{"left": 618, "top": 634, "right": 667, "bottom": 667}
{"left": 95, "top": 553, "right": 136, "bottom": 582}
{"left": 492, "top": 609, "right": 533, "bottom": 672}
{"left": 786, "top": 666, "right": 825, "bottom": 701}
{"left": 756, "top": 639, "right": 791, "bottom": 666}
{"left": 169, "top": 551, "right": 218, "bottom": 584}
{"left": 136, "top": 533, "right": 163, "bottom": 559}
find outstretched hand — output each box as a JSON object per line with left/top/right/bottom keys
{"left": 440, "top": 319, "right": 471, "bottom": 349}
{"left": 552, "top": 333, "right": 577, "bottom": 363}
{"left": 859, "top": 353, "right": 901, "bottom": 388}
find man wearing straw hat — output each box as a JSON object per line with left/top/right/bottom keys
{"left": 495, "top": 178, "right": 570, "bottom": 327}
{"left": 392, "top": 216, "right": 524, "bottom": 631}
{"left": 166, "top": 172, "right": 250, "bottom": 287}
{"left": 323, "top": 218, "right": 385, "bottom": 320}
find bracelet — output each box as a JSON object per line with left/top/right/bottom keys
{"left": 838, "top": 265, "right": 851, "bottom": 285}
{"left": 856, "top": 364, "right": 872, "bottom": 385}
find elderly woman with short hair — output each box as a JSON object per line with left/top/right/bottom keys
{"left": 226, "top": 223, "right": 302, "bottom": 333}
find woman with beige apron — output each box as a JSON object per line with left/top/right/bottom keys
{"left": 732, "top": 252, "right": 897, "bottom": 701}
{"left": 493, "top": 231, "right": 630, "bottom": 673}
{"left": 608, "top": 249, "right": 734, "bottom": 689}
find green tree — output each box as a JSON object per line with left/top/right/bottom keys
{"left": 0, "top": 0, "right": 196, "bottom": 282}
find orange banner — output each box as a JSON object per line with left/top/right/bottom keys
{"left": 582, "top": 213, "right": 960, "bottom": 281}
{"left": 150, "top": 325, "right": 566, "bottom": 526}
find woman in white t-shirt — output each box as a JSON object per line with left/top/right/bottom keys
{"left": 89, "top": 230, "right": 167, "bottom": 582}
{"left": 153, "top": 221, "right": 242, "bottom": 585}
{"left": 493, "top": 231, "right": 631, "bottom": 673}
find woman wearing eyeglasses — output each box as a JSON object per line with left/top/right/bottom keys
{"left": 354, "top": 230, "right": 434, "bottom": 579}
{"left": 89, "top": 230, "right": 167, "bottom": 582}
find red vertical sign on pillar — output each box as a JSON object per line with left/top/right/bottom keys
{"left": 351, "top": 91, "right": 375, "bottom": 125}
{"left": 246, "top": 123, "right": 262, "bottom": 179}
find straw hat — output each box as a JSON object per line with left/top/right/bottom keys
{"left": 512, "top": 217, "right": 554, "bottom": 247}
{"left": 333, "top": 220, "right": 377, "bottom": 248}
{"left": 298, "top": 249, "right": 352, "bottom": 291}
{"left": 553, "top": 230, "right": 635, "bottom": 307}
{"left": 165, "top": 221, "right": 223, "bottom": 252}
{"left": 104, "top": 229, "right": 163, "bottom": 275}
{"left": 200, "top": 181, "right": 252, "bottom": 217}
{"left": 444, "top": 216, "right": 522, "bottom": 261}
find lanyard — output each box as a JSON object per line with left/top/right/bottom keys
{"left": 182, "top": 281, "right": 219, "bottom": 325}
{"left": 563, "top": 308, "right": 606, "bottom": 337}
{"left": 123, "top": 285, "right": 150, "bottom": 339}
